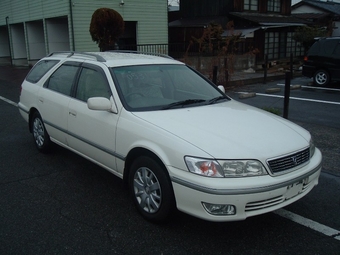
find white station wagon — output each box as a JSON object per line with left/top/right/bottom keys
{"left": 18, "top": 51, "right": 322, "bottom": 222}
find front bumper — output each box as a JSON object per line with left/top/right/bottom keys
{"left": 169, "top": 148, "right": 322, "bottom": 222}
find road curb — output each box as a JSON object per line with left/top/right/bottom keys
{"left": 239, "top": 92, "right": 256, "bottom": 99}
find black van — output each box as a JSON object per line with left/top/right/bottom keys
{"left": 302, "top": 37, "right": 340, "bottom": 86}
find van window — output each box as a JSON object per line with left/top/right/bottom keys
{"left": 324, "top": 40, "right": 339, "bottom": 56}
{"left": 308, "top": 41, "right": 320, "bottom": 55}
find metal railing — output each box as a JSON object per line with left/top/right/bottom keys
{"left": 120, "top": 41, "right": 258, "bottom": 59}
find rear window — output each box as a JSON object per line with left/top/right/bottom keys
{"left": 26, "top": 59, "right": 59, "bottom": 83}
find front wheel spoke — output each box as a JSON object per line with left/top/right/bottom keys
{"left": 37, "top": 136, "right": 44, "bottom": 146}
{"left": 134, "top": 179, "right": 144, "bottom": 190}
{"left": 148, "top": 182, "right": 160, "bottom": 193}
{"left": 151, "top": 192, "right": 161, "bottom": 201}
{"left": 141, "top": 168, "right": 151, "bottom": 184}
{"left": 148, "top": 196, "right": 160, "bottom": 210}
{"left": 139, "top": 193, "right": 149, "bottom": 209}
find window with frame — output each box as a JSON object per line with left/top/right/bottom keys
{"left": 45, "top": 64, "right": 79, "bottom": 96}
{"left": 26, "top": 60, "right": 59, "bottom": 83}
{"left": 264, "top": 32, "right": 279, "bottom": 60}
{"left": 267, "top": 0, "right": 281, "bottom": 12}
{"left": 265, "top": 31, "right": 305, "bottom": 60}
{"left": 244, "top": 0, "right": 258, "bottom": 11}
{"left": 76, "top": 67, "right": 111, "bottom": 102}
{"left": 286, "top": 32, "right": 304, "bottom": 58}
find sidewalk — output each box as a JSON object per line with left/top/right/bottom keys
{"left": 0, "top": 65, "right": 31, "bottom": 86}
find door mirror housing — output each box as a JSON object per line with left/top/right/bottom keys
{"left": 218, "top": 85, "right": 225, "bottom": 93}
{"left": 87, "top": 97, "right": 117, "bottom": 113}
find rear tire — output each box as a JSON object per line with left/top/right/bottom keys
{"left": 313, "top": 69, "right": 330, "bottom": 86}
{"left": 128, "top": 156, "right": 175, "bottom": 223}
{"left": 31, "top": 112, "right": 51, "bottom": 153}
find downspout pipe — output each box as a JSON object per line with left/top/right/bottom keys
{"left": 69, "top": 0, "right": 75, "bottom": 51}
{"left": 5, "top": 16, "right": 13, "bottom": 66}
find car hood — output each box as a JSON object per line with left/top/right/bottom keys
{"left": 132, "top": 100, "right": 310, "bottom": 159}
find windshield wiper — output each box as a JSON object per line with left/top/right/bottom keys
{"left": 207, "top": 96, "right": 228, "bottom": 105}
{"left": 162, "top": 99, "right": 206, "bottom": 110}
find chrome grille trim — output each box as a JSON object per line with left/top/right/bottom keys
{"left": 267, "top": 147, "right": 310, "bottom": 175}
{"left": 245, "top": 196, "right": 284, "bottom": 211}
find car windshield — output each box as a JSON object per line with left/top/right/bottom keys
{"left": 110, "top": 64, "right": 229, "bottom": 111}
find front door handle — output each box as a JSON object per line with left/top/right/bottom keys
{"left": 69, "top": 110, "right": 77, "bottom": 117}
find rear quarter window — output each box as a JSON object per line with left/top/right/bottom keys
{"left": 26, "top": 59, "right": 59, "bottom": 83}
{"left": 323, "top": 40, "right": 339, "bottom": 56}
{"left": 308, "top": 41, "right": 320, "bottom": 55}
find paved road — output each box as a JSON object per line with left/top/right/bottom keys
{"left": 0, "top": 67, "right": 339, "bottom": 254}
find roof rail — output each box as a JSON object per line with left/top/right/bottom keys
{"left": 47, "top": 51, "right": 106, "bottom": 62}
{"left": 106, "top": 50, "right": 174, "bottom": 59}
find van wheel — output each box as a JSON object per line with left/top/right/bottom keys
{"left": 313, "top": 70, "right": 330, "bottom": 86}
{"left": 31, "top": 112, "right": 51, "bottom": 153}
{"left": 128, "top": 156, "right": 175, "bottom": 223}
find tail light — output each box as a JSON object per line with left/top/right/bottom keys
{"left": 304, "top": 56, "right": 308, "bottom": 61}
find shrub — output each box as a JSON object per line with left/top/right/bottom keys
{"left": 89, "top": 8, "right": 125, "bottom": 51}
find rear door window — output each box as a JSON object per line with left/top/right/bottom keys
{"left": 26, "top": 60, "right": 59, "bottom": 83}
{"left": 45, "top": 62, "right": 80, "bottom": 96}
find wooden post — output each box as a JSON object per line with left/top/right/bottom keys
{"left": 213, "top": 66, "right": 218, "bottom": 84}
{"left": 263, "top": 54, "right": 268, "bottom": 84}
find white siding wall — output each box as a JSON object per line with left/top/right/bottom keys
{"left": 291, "top": 6, "right": 323, "bottom": 14}
{"left": 0, "top": 0, "right": 168, "bottom": 61}
{"left": 72, "top": 0, "right": 168, "bottom": 51}
{"left": 0, "top": 0, "right": 70, "bottom": 25}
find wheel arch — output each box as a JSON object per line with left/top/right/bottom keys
{"left": 122, "top": 147, "right": 171, "bottom": 188}
{"left": 28, "top": 107, "right": 40, "bottom": 133}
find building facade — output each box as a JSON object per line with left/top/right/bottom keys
{"left": 0, "top": 0, "right": 168, "bottom": 66}
{"left": 292, "top": 0, "right": 340, "bottom": 37}
{"left": 169, "top": 0, "right": 306, "bottom": 65}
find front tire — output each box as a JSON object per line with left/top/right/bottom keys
{"left": 313, "top": 69, "right": 330, "bottom": 86}
{"left": 128, "top": 156, "right": 175, "bottom": 223}
{"left": 31, "top": 111, "right": 51, "bottom": 153}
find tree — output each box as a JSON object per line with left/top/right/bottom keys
{"left": 89, "top": 8, "right": 125, "bottom": 52}
{"left": 293, "top": 26, "right": 327, "bottom": 53}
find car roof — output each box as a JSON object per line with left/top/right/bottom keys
{"left": 45, "top": 51, "right": 184, "bottom": 67}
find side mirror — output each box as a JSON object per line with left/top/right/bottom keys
{"left": 218, "top": 85, "right": 225, "bottom": 93}
{"left": 87, "top": 97, "right": 117, "bottom": 113}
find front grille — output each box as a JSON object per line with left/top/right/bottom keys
{"left": 267, "top": 148, "right": 310, "bottom": 174}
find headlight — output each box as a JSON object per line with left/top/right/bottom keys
{"left": 218, "top": 159, "right": 267, "bottom": 177}
{"left": 185, "top": 157, "right": 224, "bottom": 177}
{"left": 185, "top": 157, "right": 267, "bottom": 178}
{"left": 310, "top": 138, "right": 315, "bottom": 158}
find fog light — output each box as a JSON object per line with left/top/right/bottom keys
{"left": 202, "top": 202, "right": 236, "bottom": 215}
